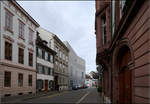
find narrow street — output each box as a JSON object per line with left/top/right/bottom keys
{"left": 20, "top": 88, "right": 103, "bottom": 104}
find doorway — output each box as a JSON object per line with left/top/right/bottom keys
{"left": 45, "top": 80, "right": 48, "bottom": 91}
{"left": 118, "top": 46, "right": 132, "bottom": 104}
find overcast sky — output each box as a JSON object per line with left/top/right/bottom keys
{"left": 17, "top": 1, "right": 96, "bottom": 74}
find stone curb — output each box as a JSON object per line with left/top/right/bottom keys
{"left": 22, "top": 91, "right": 65, "bottom": 101}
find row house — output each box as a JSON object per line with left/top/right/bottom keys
{"left": 37, "top": 27, "right": 69, "bottom": 91}
{"left": 36, "top": 33, "right": 56, "bottom": 92}
{"left": 0, "top": 0, "right": 39, "bottom": 96}
{"left": 63, "top": 41, "right": 85, "bottom": 89}
{"left": 95, "top": 0, "right": 150, "bottom": 104}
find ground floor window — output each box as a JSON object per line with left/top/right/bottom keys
{"left": 49, "top": 80, "right": 53, "bottom": 89}
{"left": 37, "top": 79, "right": 44, "bottom": 90}
{"left": 28, "top": 75, "right": 32, "bottom": 86}
{"left": 18, "top": 73, "right": 23, "bottom": 87}
{"left": 4, "top": 71, "right": 11, "bottom": 87}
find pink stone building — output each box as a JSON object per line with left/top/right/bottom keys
{"left": 0, "top": 0, "right": 39, "bottom": 96}
{"left": 95, "top": 0, "right": 150, "bottom": 103}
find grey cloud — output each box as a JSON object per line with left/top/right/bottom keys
{"left": 17, "top": 1, "right": 96, "bottom": 73}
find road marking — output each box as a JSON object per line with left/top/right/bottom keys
{"left": 75, "top": 92, "right": 90, "bottom": 104}
{"left": 43, "top": 91, "right": 68, "bottom": 98}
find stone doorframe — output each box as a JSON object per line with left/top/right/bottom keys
{"left": 112, "top": 38, "right": 135, "bottom": 103}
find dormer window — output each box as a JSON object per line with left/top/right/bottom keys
{"left": 101, "top": 14, "right": 107, "bottom": 45}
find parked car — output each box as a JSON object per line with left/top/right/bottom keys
{"left": 72, "top": 85, "right": 78, "bottom": 90}
{"left": 83, "top": 85, "right": 88, "bottom": 89}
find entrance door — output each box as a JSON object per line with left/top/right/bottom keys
{"left": 124, "top": 68, "right": 132, "bottom": 103}
{"left": 45, "top": 80, "right": 48, "bottom": 91}
{"left": 119, "top": 67, "right": 132, "bottom": 104}
{"left": 54, "top": 76, "right": 58, "bottom": 90}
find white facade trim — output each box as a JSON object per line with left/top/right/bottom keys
{"left": 37, "top": 74, "right": 54, "bottom": 81}
{"left": 37, "top": 57, "right": 54, "bottom": 68}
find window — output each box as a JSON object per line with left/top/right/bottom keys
{"left": 82, "top": 72, "right": 84, "bottom": 78}
{"left": 49, "top": 41, "right": 51, "bottom": 48}
{"left": 18, "top": 20, "right": 25, "bottom": 39}
{"left": 120, "top": 0, "right": 126, "bottom": 18}
{"left": 42, "top": 66, "right": 45, "bottom": 74}
{"left": 5, "top": 41, "right": 12, "bottom": 61}
{"left": 48, "top": 68, "right": 51, "bottom": 75}
{"left": 45, "top": 52, "right": 48, "bottom": 61}
{"left": 18, "top": 73, "right": 23, "bottom": 87}
{"left": 28, "top": 75, "right": 32, "bottom": 86}
{"left": 101, "top": 14, "right": 107, "bottom": 45}
{"left": 45, "top": 67, "right": 49, "bottom": 75}
{"left": 70, "top": 66, "right": 73, "bottom": 76}
{"left": 37, "top": 64, "right": 43, "bottom": 74}
{"left": 18, "top": 48, "right": 24, "bottom": 64}
{"left": 50, "top": 55, "right": 53, "bottom": 63}
{"left": 111, "top": 0, "right": 116, "bottom": 36}
{"left": 5, "top": 10, "right": 13, "bottom": 32}
{"left": 37, "top": 48, "right": 42, "bottom": 58}
{"left": 29, "top": 29, "right": 34, "bottom": 44}
{"left": 42, "top": 50, "right": 45, "bottom": 59}
{"left": 4, "top": 71, "right": 11, "bottom": 87}
{"left": 29, "top": 52, "right": 33, "bottom": 66}
{"left": 51, "top": 68, "right": 53, "bottom": 75}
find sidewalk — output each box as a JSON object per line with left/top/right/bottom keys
{"left": 1, "top": 90, "right": 61, "bottom": 103}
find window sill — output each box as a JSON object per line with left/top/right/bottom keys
{"left": 4, "top": 86, "right": 11, "bottom": 88}
{"left": 18, "top": 62, "right": 24, "bottom": 65}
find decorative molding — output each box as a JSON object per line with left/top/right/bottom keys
{"left": 4, "top": 7, "right": 14, "bottom": 16}
{"left": 28, "top": 48, "right": 34, "bottom": 53}
{"left": 17, "top": 42, "right": 25, "bottom": 48}
{"left": 3, "top": 34, "right": 14, "bottom": 43}
{"left": 0, "top": 59, "right": 36, "bottom": 72}
{"left": 18, "top": 18, "right": 26, "bottom": 25}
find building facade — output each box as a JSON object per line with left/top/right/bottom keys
{"left": 0, "top": 1, "right": 39, "bottom": 96}
{"left": 36, "top": 33, "right": 56, "bottom": 92}
{"left": 95, "top": 0, "right": 150, "bottom": 103}
{"left": 63, "top": 41, "right": 85, "bottom": 89}
{"left": 37, "top": 27, "right": 69, "bottom": 91}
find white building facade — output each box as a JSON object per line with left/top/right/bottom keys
{"left": 63, "top": 41, "right": 85, "bottom": 88}
{"left": 36, "top": 32, "right": 56, "bottom": 92}
{"left": 37, "top": 27, "right": 69, "bottom": 91}
{"left": 0, "top": 1, "right": 39, "bottom": 96}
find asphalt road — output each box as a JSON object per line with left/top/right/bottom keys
{"left": 21, "top": 88, "right": 103, "bottom": 104}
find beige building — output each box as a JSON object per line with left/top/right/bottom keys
{"left": 37, "top": 27, "right": 69, "bottom": 90}
{"left": 52, "top": 35, "right": 69, "bottom": 90}
{"left": 0, "top": 1, "right": 39, "bottom": 96}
